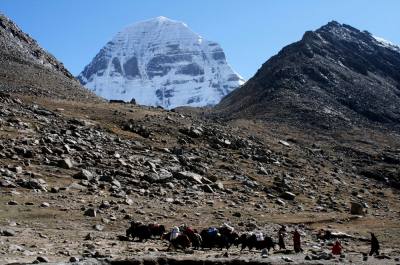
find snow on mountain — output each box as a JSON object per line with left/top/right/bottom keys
{"left": 78, "top": 16, "right": 245, "bottom": 108}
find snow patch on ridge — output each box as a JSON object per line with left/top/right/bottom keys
{"left": 373, "top": 36, "right": 400, "bottom": 53}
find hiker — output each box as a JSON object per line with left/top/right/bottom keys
{"left": 332, "top": 240, "right": 342, "bottom": 255}
{"left": 278, "top": 225, "right": 286, "bottom": 250}
{"left": 293, "top": 229, "right": 303, "bottom": 253}
{"left": 369, "top": 233, "right": 380, "bottom": 256}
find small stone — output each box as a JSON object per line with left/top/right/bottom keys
{"left": 50, "top": 187, "right": 60, "bottom": 193}
{"left": 40, "top": 202, "right": 50, "bottom": 208}
{"left": 203, "top": 184, "right": 214, "bottom": 193}
{"left": 84, "top": 208, "right": 97, "bottom": 217}
{"left": 174, "top": 171, "right": 203, "bottom": 184}
{"left": 85, "top": 233, "right": 94, "bottom": 240}
{"left": 39, "top": 233, "right": 48, "bottom": 239}
{"left": 276, "top": 198, "right": 286, "bottom": 206}
{"left": 73, "top": 169, "right": 94, "bottom": 180}
{"left": 124, "top": 198, "right": 134, "bottom": 205}
{"left": 2, "top": 229, "right": 16, "bottom": 236}
{"left": 232, "top": 212, "right": 241, "bottom": 217}
{"left": 215, "top": 181, "right": 224, "bottom": 190}
{"left": 282, "top": 257, "right": 293, "bottom": 262}
{"left": 279, "top": 140, "right": 291, "bottom": 147}
{"left": 350, "top": 202, "right": 364, "bottom": 215}
{"left": 281, "top": 191, "right": 296, "bottom": 200}
{"left": 166, "top": 182, "right": 175, "bottom": 189}
{"left": 14, "top": 166, "right": 23, "bottom": 174}
{"left": 36, "top": 256, "right": 49, "bottom": 263}
{"left": 69, "top": 257, "right": 79, "bottom": 262}
{"left": 59, "top": 158, "right": 74, "bottom": 169}
{"left": 7, "top": 200, "right": 18, "bottom": 205}
{"left": 94, "top": 224, "right": 104, "bottom": 231}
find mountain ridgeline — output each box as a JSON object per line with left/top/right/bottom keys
{"left": 216, "top": 21, "right": 400, "bottom": 129}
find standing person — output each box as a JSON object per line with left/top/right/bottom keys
{"left": 293, "top": 229, "right": 303, "bottom": 253}
{"left": 278, "top": 225, "right": 286, "bottom": 250}
{"left": 369, "top": 233, "right": 380, "bottom": 256}
{"left": 332, "top": 240, "right": 342, "bottom": 255}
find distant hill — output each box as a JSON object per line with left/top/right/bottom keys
{"left": 216, "top": 21, "right": 400, "bottom": 130}
{"left": 0, "top": 14, "right": 98, "bottom": 101}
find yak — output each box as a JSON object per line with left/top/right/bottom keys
{"left": 200, "top": 228, "right": 238, "bottom": 250}
{"left": 148, "top": 223, "right": 166, "bottom": 239}
{"left": 126, "top": 222, "right": 152, "bottom": 242}
{"left": 236, "top": 233, "right": 275, "bottom": 252}
{"left": 162, "top": 231, "right": 192, "bottom": 250}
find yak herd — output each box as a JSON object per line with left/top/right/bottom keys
{"left": 125, "top": 221, "right": 277, "bottom": 252}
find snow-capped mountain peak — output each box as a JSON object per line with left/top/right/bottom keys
{"left": 78, "top": 16, "right": 244, "bottom": 108}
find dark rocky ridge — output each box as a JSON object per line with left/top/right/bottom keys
{"left": 216, "top": 21, "right": 400, "bottom": 130}
{"left": 0, "top": 14, "right": 98, "bottom": 101}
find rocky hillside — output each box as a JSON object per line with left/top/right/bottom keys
{"left": 0, "top": 14, "right": 98, "bottom": 101}
{"left": 1, "top": 90, "right": 399, "bottom": 264}
{"left": 216, "top": 21, "right": 400, "bottom": 130}
{"left": 78, "top": 16, "right": 244, "bottom": 108}
{"left": 0, "top": 16, "right": 399, "bottom": 265}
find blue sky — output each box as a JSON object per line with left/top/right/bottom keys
{"left": 1, "top": 0, "right": 399, "bottom": 79}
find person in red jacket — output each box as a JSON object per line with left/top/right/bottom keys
{"left": 332, "top": 240, "right": 342, "bottom": 255}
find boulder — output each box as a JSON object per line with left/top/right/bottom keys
{"left": 7, "top": 200, "right": 18, "bottom": 205}
{"left": 35, "top": 256, "right": 49, "bottom": 263}
{"left": 144, "top": 170, "right": 172, "bottom": 183}
{"left": 179, "top": 126, "right": 203, "bottom": 138}
{"left": 59, "top": 158, "right": 74, "bottom": 169}
{"left": 84, "top": 208, "right": 97, "bottom": 217}
{"left": 69, "top": 257, "right": 79, "bottom": 262}
{"left": 17, "top": 178, "right": 48, "bottom": 191}
{"left": 73, "top": 169, "right": 94, "bottom": 180}
{"left": 40, "top": 202, "right": 50, "bottom": 208}
{"left": 281, "top": 191, "right": 296, "bottom": 200}
{"left": 276, "top": 198, "right": 286, "bottom": 206}
{"left": 174, "top": 171, "right": 203, "bottom": 184}
{"left": 203, "top": 184, "right": 214, "bottom": 193}
{"left": 1, "top": 228, "right": 16, "bottom": 236}
{"left": 279, "top": 140, "right": 291, "bottom": 147}
{"left": 350, "top": 202, "right": 364, "bottom": 215}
